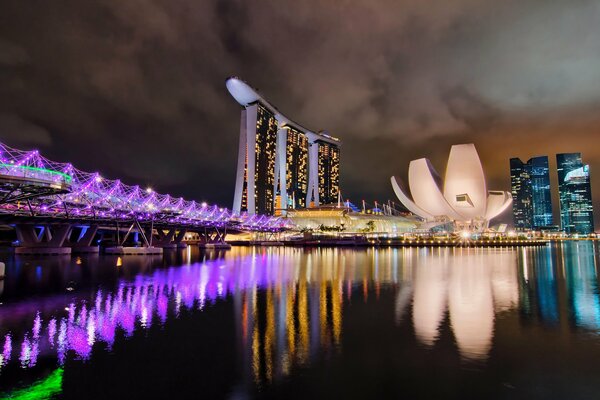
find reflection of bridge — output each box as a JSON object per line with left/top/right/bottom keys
{"left": 0, "top": 142, "right": 288, "bottom": 254}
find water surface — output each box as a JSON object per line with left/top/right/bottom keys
{"left": 0, "top": 243, "right": 599, "bottom": 399}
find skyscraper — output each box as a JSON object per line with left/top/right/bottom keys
{"left": 510, "top": 156, "right": 553, "bottom": 230}
{"left": 510, "top": 158, "right": 532, "bottom": 230}
{"left": 280, "top": 126, "right": 309, "bottom": 209}
{"left": 227, "top": 77, "right": 341, "bottom": 215}
{"left": 556, "top": 153, "right": 594, "bottom": 235}
{"left": 308, "top": 139, "right": 340, "bottom": 204}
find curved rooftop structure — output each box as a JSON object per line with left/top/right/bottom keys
{"left": 391, "top": 143, "right": 512, "bottom": 232}
{"left": 226, "top": 76, "right": 340, "bottom": 145}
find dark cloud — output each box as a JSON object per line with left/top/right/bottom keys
{"left": 0, "top": 39, "right": 29, "bottom": 66}
{"left": 0, "top": 114, "right": 52, "bottom": 146}
{"left": 0, "top": 0, "right": 599, "bottom": 226}
{"left": 441, "top": 86, "right": 500, "bottom": 132}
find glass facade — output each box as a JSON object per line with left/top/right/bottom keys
{"left": 510, "top": 156, "right": 553, "bottom": 230}
{"left": 510, "top": 158, "right": 532, "bottom": 230}
{"left": 285, "top": 127, "right": 309, "bottom": 209}
{"left": 317, "top": 140, "right": 340, "bottom": 205}
{"left": 529, "top": 157, "right": 553, "bottom": 229}
{"left": 556, "top": 153, "right": 594, "bottom": 235}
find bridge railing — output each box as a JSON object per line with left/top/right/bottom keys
{"left": 0, "top": 162, "right": 72, "bottom": 187}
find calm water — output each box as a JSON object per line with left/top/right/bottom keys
{"left": 0, "top": 243, "right": 599, "bottom": 399}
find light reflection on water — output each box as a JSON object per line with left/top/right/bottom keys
{"left": 0, "top": 242, "right": 599, "bottom": 396}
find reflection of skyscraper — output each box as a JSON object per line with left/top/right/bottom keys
{"left": 563, "top": 242, "right": 600, "bottom": 330}
{"left": 227, "top": 77, "right": 341, "bottom": 215}
{"left": 510, "top": 156, "right": 553, "bottom": 230}
{"left": 556, "top": 153, "right": 594, "bottom": 235}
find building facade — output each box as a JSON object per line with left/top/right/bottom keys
{"left": 510, "top": 156, "right": 553, "bottom": 231}
{"left": 556, "top": 153, "right": 594, "bottom": 235}
{"left": 315, "top": 139, "right": 340, "bottom": 205}
{"left": 228, "top": 77, "right": 341, "bottom": 215}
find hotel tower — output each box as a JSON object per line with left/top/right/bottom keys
{"left": 226, "top": 77, "right": 341, "bottom": 216}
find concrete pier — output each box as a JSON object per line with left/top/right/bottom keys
{"left": 71, "top": 246, "right": 100, "bottom": 254}
{"left": 198, "top": 243, "right": 231, "bottom": 250}
{"left": 15, "top": 247, "right": 72, "bottom": 255}
{"left": 105, "top": 246, "right": 163, "bottom": 255}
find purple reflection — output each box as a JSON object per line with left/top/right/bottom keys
{"left": 3, "top": 334, "right": 12, "bottom": 365}
{"left": 48, "top": 318, "right": 56, "bottom": 347}
{"left": 0, "top": 255, "right": 299, "bottom": 371}
{"left": 57, "top": 319, "right": 67, "bottom": 364}
{"left": 69, "top": 325, "right": 91, "bottom": 359}
{"left": 19, "top": 335, "right": 38, "bottom": 368}
{"left": 32, "top": 312, "right": 41, "bottom": 339}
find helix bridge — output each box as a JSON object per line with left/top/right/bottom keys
{"left": 0, "top": 141, "right": 288, "bottom": 252}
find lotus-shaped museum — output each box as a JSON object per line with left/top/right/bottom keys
{"left": 391, "top": 144, "right": 512, "bottom": 231}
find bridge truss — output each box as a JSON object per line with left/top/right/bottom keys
{"left": 0, "top": 141, "right": 288, "bottom": 233}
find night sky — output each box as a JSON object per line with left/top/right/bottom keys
{"left": 1, "top": 0, "right": 599, "bottom": 226}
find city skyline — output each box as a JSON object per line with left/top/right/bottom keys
{"left": 0, "top": 1, "right": 599, "bottom": 228}
{"left": 2, "top": 1, "right": 600, "bottom": 397}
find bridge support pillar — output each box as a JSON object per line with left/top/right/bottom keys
{"left": 198, "top": 227, "right": 231, "bottom": 249}
{"left": 15, "top": 224, "right": 73, "bottom": 255}
{"left": 69, "top": 225, "right": 100, "bottom": 253}
{"left": 174, "top": 230, "right": 187, "bottom": 248}
{"left": 153, "top": 229, "right": 187, "bottom": 248}
{"left": 154, "top": 228, "right": 177, "bottom": 248}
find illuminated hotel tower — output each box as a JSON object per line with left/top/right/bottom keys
{"left": 227, "top": 77, "right": 341, "bottom": 215}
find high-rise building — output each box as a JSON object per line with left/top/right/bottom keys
{"left": 510, "top": 156, "right": 553, "bottom": 230}
{"left": 227, "top": 77, "right": 341, "bottom": 215}
{"left": 315, "top": 139, "right": 340, "bottom": 205}
{"left": 510, "top": 158, "right": 532, "bottom": 229}
{"left": 556, "top": 153, "right": 594, "bottom": 235}
{"left": 281, "top": 126, "right": 308, "bottom": 209}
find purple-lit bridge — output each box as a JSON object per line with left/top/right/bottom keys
{"left": 0, "top": 141, "right": 288, "bottom": 254}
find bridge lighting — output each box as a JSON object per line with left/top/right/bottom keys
{"left": 0, "top": 140, "right": 285, "bottom": 235}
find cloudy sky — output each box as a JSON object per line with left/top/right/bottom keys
{"left": 1, "top": 0, "right": 599, "bottom": 225}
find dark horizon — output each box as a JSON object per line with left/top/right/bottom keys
{"left": 1, "top": 0, "right": 599, "bottom": 228}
